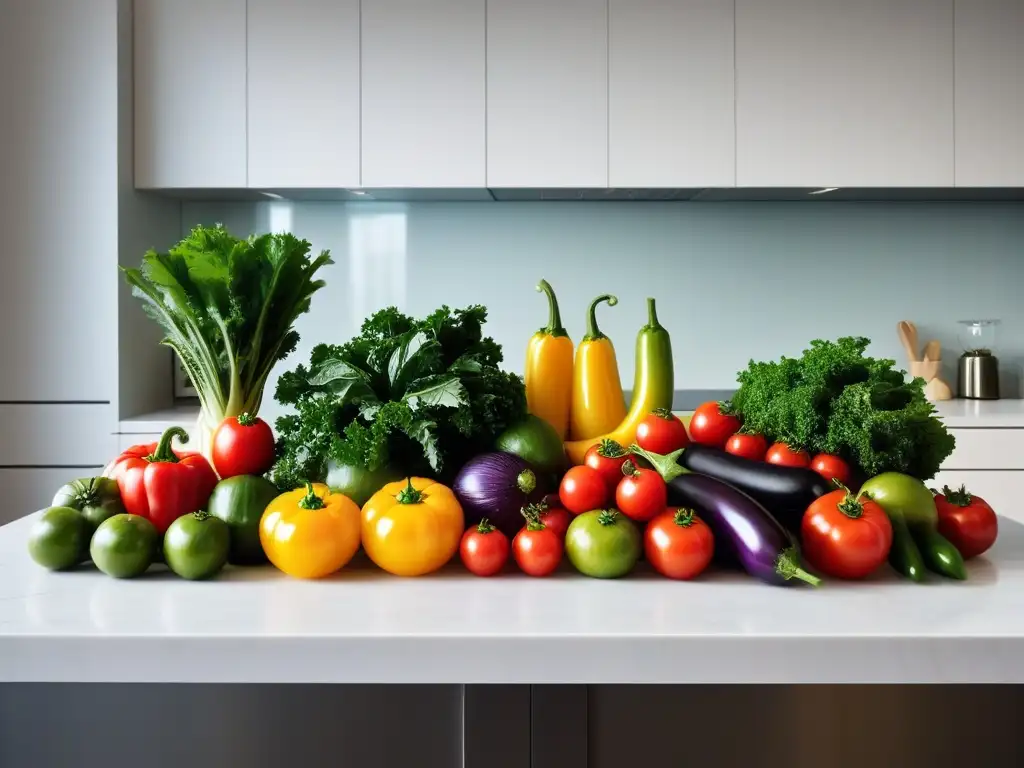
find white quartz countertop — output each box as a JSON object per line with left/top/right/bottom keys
{"left": 932, "top": 399, "right": 1024, "bottom": 428}
{"left": 3, "top": 512, "right": 1024, "bottom": 684}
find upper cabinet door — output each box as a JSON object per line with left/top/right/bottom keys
{"left": 955, "top": 0, "right": 1024, "bottom": 186}
{"left": 362, "top": 0, "right": 485, "bottom": 187}
{"left": 248, "top": 0, "right": 360, "bottom": 188}
{"left": 134, "top": 0, "right": 246, "bottom": 189}
{"left": 736, "top": 0, "right": 954, "bottom": 187}
{"left": 609, "top": 0, "right": 735, "bottom": 188}
{"left": 487, "top": 0, "right": 608, "bottom": 187}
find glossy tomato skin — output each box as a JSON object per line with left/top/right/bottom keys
{"left": 583, "top": 440, "right": 630, "bottom": 494}
{"left": 810, "top": 453, "right": 851, "bottom": 487}
{"left": 644, "top": 508, "right": 714, "bottom": 580}
{"left": 212, "top": 415, "right": 276, "bottom": 478}
{"left": 559, "top": 465, "right": 608, "bottom": 515}
{"left": 724, "top": 433, "right": 768, "bottom": 461}
{"left": 766, "top": 442, "right": 811, "bottom": 468}
{"left": 935, "top": 486, "right": 998, "bottom": 559}
{"left": 538, "top": 505, "right": 571, "bottom": 539}
{"left": 460, "top": 521, "right": 510, "bottom": 576}
{"left": 689, "top": 402, "right": 741, "bottom": 449}
{"left": 615, "top": 461, "right": 667, "bottom": 522}
{"left": 801, "top": 489, "right": 893, "bottom": 579}
{"left": 636, "top": 410, "right": 690, "bottom": 455}
{"left": 565, "top": 510, "right": 641, "bottom": 578}
{"left": 512, "top": 526, "right": 563, "bottom": 576}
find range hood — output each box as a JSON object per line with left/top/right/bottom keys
{"left": 153, "top": 187, "right": 1024, "bottom": 203}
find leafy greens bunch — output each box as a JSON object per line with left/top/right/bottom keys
{"left": 122, "top": 224, "right": 331, "bottom": 451}
{"left": 730, "top": 337, "right": 954, "bottom": 479}
{"left": 272, "top": 305, "right": 527, "bottom": 488}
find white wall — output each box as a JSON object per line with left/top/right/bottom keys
{"left": 180, "top": 200, "right": 1024, "bottom": 425}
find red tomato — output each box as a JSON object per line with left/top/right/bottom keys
{"left": 689, "top": 402, "right": 741, "bottom": 449}
{"left": 512, "top": 523, "right": 563, "bottom": 577}
{"left": 538, "top": 504, "right": 571, "bottom": 539}
{"left": 934, "top": 485, "right": 998, "bottom": 559}
{"left": 766, "top": 442, "right": 811, "bottom": 468}
{"left": 724, "top": 433, "right": 769, "bottom": 461}
{"left": 559, "top": 465, "right": 608, "bottom": 515}
{"left": 636, "top": 409, "right": 690, "bottom": 455}
{"left": 583, "top": 439, "right": 630, "bottom": 493}
{"left": 211, "top": 414, "right": 276, "bottom": 478}
{"left": 801, "top": 488, "right": 893, "bottom": 579}
{"left": 460, "top": 519, "right": 510, "bottom": 577}
{"left": 615, "top": 460, "right": 668, "bottom": 522}
{"left": 810, "top": 453, "right": 851, "bottom": 487}
{"left": 644, "top": 508, "right": 714, "bottom": 579}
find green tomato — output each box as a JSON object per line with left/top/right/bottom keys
{"left": 90, "top": 514, "right": 158, "bottom": 579}
{"left": 565, "top": 510, "right": 641, "bottom": 579}
{"left": 27, "top": 506, "right": 91, "bottom": 570}
{"left": 326, "top": 459, "right": 403, "bottom": 508}
{"left": 163, "top": 512, "right": 230, "bottom": 580}
{"left": 208, "top": 475, "right": 279, "bottom": 565}
{"left": 859, "top": 472, "right": 938, "bottom": 526}
{"left": 51, "top": 476, "right": 125, "bottom": 531}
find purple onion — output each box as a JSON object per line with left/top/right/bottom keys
{"left": 453, "top": 452, "right": 546, "bottom": 537}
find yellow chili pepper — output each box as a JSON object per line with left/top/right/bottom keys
{"left": 525, "top": 280, "right": 574, "bottom": 439}
{"left": 569, "top": 294, "right": 627, "bottom": 441}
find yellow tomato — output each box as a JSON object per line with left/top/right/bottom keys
{"left": 260, "top": 483, "right": 361, "bottom": 579}
{"left": 362, "top": 477, "right": 464, "bottom": 576}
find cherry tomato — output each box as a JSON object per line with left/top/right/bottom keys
{"left": 615, "top": 460, "right": 667, "bottom": 522}
{"left": 934, "top": 485, "right": 998, "bottom": 559}
{"left": 636, "top": 409, "right": 690, "bottom": 455}
{"left": 583, "top": 439, "right": 630, "bottom": 493}
{"left": 559, "top": 465, "right": 608, "bottom": 515}
{"left": 538, "top": 504, "right": 571, "bottom": 539}
{"left": 724, "top": 432, "right": 769, "bottom": 461}
{"left": 644, "top": 508, "right": 715, "bottom": 580}
{"left": 766, "top": 442, "right": 811, "bottom": 468}
{"left": 460, "top": 518, "right": 510, "bottom": 577}
{"left": 689, "top": 401, "right": 741, "bottom": 449}
{"left": 212, "top": 413, "right": 276, "bottom": 478}
{"left": 801, "top": 487, "right": 893, "bottom": 579}
{"left": 810, "top": 453, "right": 852, "bottom": 487}
{"left": 512, "top": 521, "right": 563, "bottom": 577}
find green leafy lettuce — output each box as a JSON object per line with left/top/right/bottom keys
{"left": 271, "top": 305, "right": 527, "bottom": 488}
{"left": 730, "top": 337, "right": 954, "bottom": 479}
{"left": 122, "top": 224, "right": 331, "bottom": 443}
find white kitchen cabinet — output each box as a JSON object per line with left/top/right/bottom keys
{"left": 248, "top": 0, "right": 360, "bottom": 188}
{"left": 954, "top": 0, "right": 1024, "bottom": 186}
{"left": 134, "top": 0, "right": 247, "bottom": 188}
{"left": 609, "top": 0, "right": 735, "bottom": 188}
{"left": 735, "top": 0, "right": 954, "bottom": 187}
{"left": 486, "top": 0, "right": 608, "bottom": 187}
{"left": 362, "top": 0, "right": 485, "bottom": 187}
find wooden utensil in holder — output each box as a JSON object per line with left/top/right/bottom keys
{"left": 897, "top": 322, "right": 953, "bottom": 402}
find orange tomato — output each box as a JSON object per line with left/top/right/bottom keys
{"left": 260, "top": 483, "right": 361, "bottom": 579}
{"left": 362, "top": 477, "right": 464, "bottom": 576}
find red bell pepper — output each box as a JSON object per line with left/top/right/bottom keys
{"left": 109, "top": 427, "right": 218, "bottom": 533}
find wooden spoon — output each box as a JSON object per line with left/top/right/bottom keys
{"left": 922, "top": 340, "right": 941, "bottom": 362}
{"left": 897, "top": 321, "right": 920, "bottom": 362}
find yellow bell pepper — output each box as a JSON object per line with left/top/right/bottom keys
{"left": 525, "top": 280, "right": 574, "bottom": 439}
{"left": 569, "top": 294, "right": 627, "bottom": 440}
{"left": 565, "top": 298, "right": 674, "bottom": 464}
{"left": 260, "top": 483, "right": 361, "bottom": 579}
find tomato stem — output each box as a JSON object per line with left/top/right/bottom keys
{"left": 942, "top": 484, "right": 974, "bottom": 507}
{"left": 673, "top": 508, "right": 697, "bottom": 527}
{"left": 516, "top": 469, "right": 537, "bottom": 495}
{"left": 147, "top": 426, "right": 187, "bottom": 464}
{"left": 597, "top": 509, "right": 620, "bottom": 527}
{"left": 298, "top": 482, "right": 326, "bottom": 510}
{"left": 236, "top": 412, "right": 257, "bottom": 427}
{"left": 192, "top": 510, "right": 211, "bottom": 521}
{"left": 476, "top": 518, "right": 496, "bottom": 534}
{"left": 832, "top": 481, "right": 865, "bottom": 519}
{"left": 597, "top": 438, "right": 627, "bottom": 458}
{"left": 396, "top": 478, "right": 423, "bottom": 505}
{"left": 620, "top": 459, "right": 639, "bottom": 477}
{"left": 651, "top": 408, "right": 673, "bottom": 420}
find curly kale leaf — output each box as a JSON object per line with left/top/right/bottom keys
{"left": 730, "top": 336, "right": 955, "bottom": 479}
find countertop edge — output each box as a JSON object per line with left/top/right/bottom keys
{"left": 5, "top": 635, "right": 1023, "bottom": 685}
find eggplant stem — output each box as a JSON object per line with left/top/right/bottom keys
{"left": 776, "top": 547, "right": 821, "bottom": 586}
{"left": 629, "top": 444, "right": 688, "bottom": 482}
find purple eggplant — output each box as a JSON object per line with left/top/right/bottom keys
{"left": 678, "top": 444, "right": 831, "bottom": 531}
{"left": 632, "top": 445, "right": 819, "bottom": 587}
